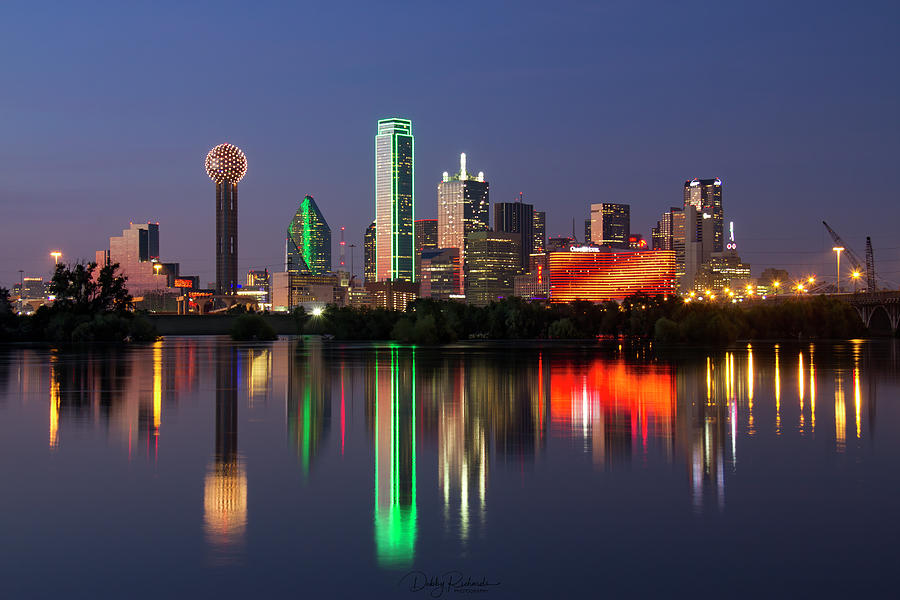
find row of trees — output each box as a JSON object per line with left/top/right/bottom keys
{"left": 296, "top": 294, "right": 866, "bottom": 345}
{"left": 0, "top": 264, "right": 867, "bottom": 345}
{"left": 0, "top": 262, "right": 157, "bottom": 343}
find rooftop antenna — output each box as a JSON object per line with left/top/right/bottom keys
{"left": 459, "top": 153, "right": 467, "bottom": 181}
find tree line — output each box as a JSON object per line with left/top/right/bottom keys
{"left": 1, "top": 264, "right": 867, "bottom": 345}
{"left": 295, "top": 293, "right": 866, "bottom": 344}
{"left": 0, "top": 262, "right": 156, "bottom": 343}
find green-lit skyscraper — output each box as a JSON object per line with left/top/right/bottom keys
{"left": 287, "top": 194, "right": 332, "bottom": 275}
{"left": 375, "top": 118, "right": 414, "bottom": 282}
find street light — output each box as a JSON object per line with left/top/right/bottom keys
{"left": 153, "top": 263, "right": 162, "bottom": 292}
{"left": 833, "top": 246, "right": 844, "bottom": 293}
{"left": 50, "top": 251, "right": 62, "bottom": 265}
{"left": 851, "top": 270, "right": 861, "bottom": 293}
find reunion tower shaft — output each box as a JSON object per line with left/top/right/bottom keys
{"left": 206, "top": 144, "right": 247, "bottom": 296}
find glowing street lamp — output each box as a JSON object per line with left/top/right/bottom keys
{"left": 773, "top": 280, "right": 780, "bottom": 295}
{"left": 851, "top": 270, "right": 861, "bottom": 293}
{"left": 833, "top": 246, "right": 844, "bottom": 292}
{"left": 153, "top": 263, "right": 162, "bottom": 291}
{"left": 50, "top": 251, "right": 62, "bottom": 265}
{"left": 745, "top": 284, "right": 754, "bottom": 296}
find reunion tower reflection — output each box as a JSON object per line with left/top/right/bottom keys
{"left": 204, "top": 344, "right": 247, "bottom": 562}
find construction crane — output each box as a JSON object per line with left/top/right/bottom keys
{"left": 865, "top": 237, "right": 876, "bottom": 293}
{"left": 822, "top": 221, "right": 881, "bottom": 292}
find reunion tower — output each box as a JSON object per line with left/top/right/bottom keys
{"left": 205, "top": 143, "right": 247, "bottom": 296}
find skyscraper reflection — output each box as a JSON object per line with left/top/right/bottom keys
{"left": 436, "top": 356, "right": 488, "bottom": 544}
{"left": 204, "top": 343, "right": 246, "bottom": 562}
{"left": 372, "top": 346, "right": 417, "bottom": 568}
{"left": 677, "top": 357, "right": 726, "bottom": 511}
{"left": 551, "top": 357, "right": 675, "bottom": 467}
{"left": 287, "top": 339, "right": 331, "bottom": 477}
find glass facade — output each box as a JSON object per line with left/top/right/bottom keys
{"left": 375, "top": 119, "right": 414, "bottom": 282}
{"left": 437, "top": 155, "right": 490, "bottom": 293}
{"left": 420, "top": 248, "right": 461, "bottom": 300}
{"left": 589, "top": 203, "right": 630, "bottom": 248}
{"left": 287, "top": 194, "right": 332, "bottom": 276}
{"left": 493, "top": 201, "right": 534, "bottom": 270}
{"left": 464, "top": 231, "right": 521, "bottom": 306}
{"left": 532, "top": 210, "right": 546, "bottom": 253}
{"left": 414, "top": 219, "right": 438, "bottom": 280}
{"left": 683, "top": 178, "right": 724, "bottom": 253}
{"left": 364, "top": 220, "right": 376, "bottom": 283}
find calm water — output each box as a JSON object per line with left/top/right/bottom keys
{"left": 0, "top": 337, "right": 897, "bottom": 598}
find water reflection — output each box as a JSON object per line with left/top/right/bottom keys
{"left": 287, "top": 339, "right": 331, "bottom": 477}
{"left": 204, "top": 344, "right": 247, "bottom": 563}
{"left": 371, "top": 346, "right": 417, "bottom": 568}
{"left": 1, "top": 337, "right": 892, "bottom": 587}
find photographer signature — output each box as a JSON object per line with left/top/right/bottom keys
{"left": 398, "top": 570, "right": 501, "bottom": 597}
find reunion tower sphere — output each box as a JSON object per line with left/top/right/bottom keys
{"left": 205, "top": 143, "right": 247, "bottom": 184}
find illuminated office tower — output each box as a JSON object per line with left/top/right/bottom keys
{"left": 286, "top": 194, "right": 332, "bottom": 275}
{"left": 590, "top": 203, "right": 630, "bottom": 248}
{"left": 533, "top": 210, "right": 546, "bottom": 253}
{"left": 437, "top": 153, "right": 490, "bottom": 292}
{"left": 375, "top": 118, "right": 414, "bottom": 282}
{"left": 683, "top": 178, "right": 723, "bottom": 252}
{"left": 364, "top": 220, "right": 376, "bottom": 283}
{"left": 414, "top": 218, "right": 438, "bottom": 280}
{"left": 653, "top": 207, "right": 686, "bottom": 284}
{"left": 683, "top": 205, "right": 715, "bottom": 290}
{"left": 206, "top": 143, "right": 247, "bottom": 296}
{"left": 465, "top": 231, "right": 521, "bottom": 305}
{"left": 584, "top": 219, "right": 591, "bottom": 244}
{"left": 494, "top": 200, "right": 534, "bottom": 269}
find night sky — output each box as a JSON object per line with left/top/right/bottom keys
{"left": 2, "top": 0, "right": 898, "bottom": 289}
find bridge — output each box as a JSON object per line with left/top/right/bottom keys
{"left": 831, "top": 291, "right": 900, "bottom": 333}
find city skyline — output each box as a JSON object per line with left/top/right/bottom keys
{"left": 1, "top": 2, "right": 898, "bottom": 290}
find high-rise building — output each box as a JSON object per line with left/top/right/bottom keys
{"left": 420, "top": 248, "right": 461, "bottom": 300}
{"left": 465, "top": 231, "right": 521, "bottom": 306}
{"left": 651, "top": 225, "right": 664, "bottom": 250}
{"left": 364, "top": 220, "right": 376, "bottom": 283}
{"left": 683, "top": 205, "right": 715, "bottom": 290}
{"left": 206, "top": 143, "right": 247, "bottom": 296}
{"left": 683, "top": 178, "right": 723, "bottom": 252}
{"left": 590, "top": 203, "right": 630, "bottom": 248}
{"left": 494, "top": 200, "right": 534, "bottom": 270}
{"left": 533, "top": 210, "right": 546, "bottom": 253}
{"left": 414, "top": 218, "right": 438, "bottom": 280}
{"left": 437, "top": 153, "right": 490, "bottom": 292}
{"left": 286, "top": 194, "right": 332, "bottom": 276}
{"left": 584, "top": 219, "right": 591, "bottom": 244}
{"left": 106, "top": 222, "right": 176, "bottom": 294}
{"left": 653, "top": 207, "right": 687, "bottom": 287}
{"left": 375, "top": 118, "right": 414, "bottom": 282}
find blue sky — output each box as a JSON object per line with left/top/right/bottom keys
{"left": 1, "top": 0, "right": 898, "bottom": 287}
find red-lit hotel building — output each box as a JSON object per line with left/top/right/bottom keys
{"left": 547, "top": 246, "right": 675, "bottom": 303}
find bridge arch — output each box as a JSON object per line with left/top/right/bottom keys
{"left": 866, "top": 305, "right": 894, "bottom": 334}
